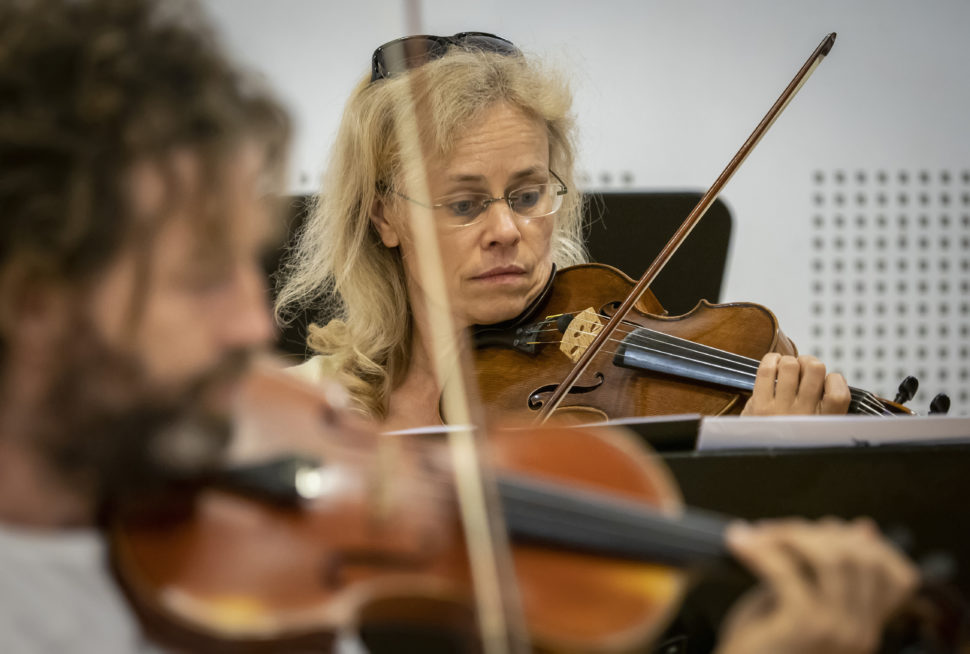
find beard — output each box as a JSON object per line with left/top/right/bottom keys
{"left": 34, "top": 321, "right": 255, "bottom": 521}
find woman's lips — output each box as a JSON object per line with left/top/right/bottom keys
{"left": 471, "top": 266, "right": 527, "bottom": 283}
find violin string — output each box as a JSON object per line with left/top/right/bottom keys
{"left": 546, "top": 313, "right": 892, "bottom": 414}
{"left": 541, "top": 312, "right": 890, "bottom": 400}
{"left": 532, "top": 327, "right": 762, "bottom": 381}
{"left": 570, "top": 325, "right": 888, "bottom": 416}
{"left": 299, "top": 458, "right": 727, "bottom": 562}
{"left": 533, "top": 324, "right": 762, "bottom": 375}
{"left": 619, "top": 324, "right": 763, "bottom": 371}
{"left": 539, "top": 313, "right": 763, "bottom": 373}
{"left": 573, "top": 316, "right": 893, "bottom": 415}
{"left": 528, "top": 330, "right": 738, "bottom": 368}
{"left": 497, "top": 479, "right": 729, "bottom": 560}
{"left": 535, "top": 320, "right": 759, "bottom": 370}
{"left": 552, "top": 313, "right": 768, "bottom": 370}
{"left": 528, "top": 321, "right": 889, "bottom": 416}
{"left": 310, "top": 456, "right": 666, "bottom": 520}
{"left": 847, "top": 390, "right": 892, "bottom": 416}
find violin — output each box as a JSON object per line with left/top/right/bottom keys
{"left": 109, "top": 365, "right": 729, "bottom": 653}
{"left": 472, "top": 263, "right": 913, "bottom": 423}
{"left": 469, "top": 31, "right": 940, "bottom": 424}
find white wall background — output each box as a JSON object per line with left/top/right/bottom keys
{"left": 203, "top": 0, "right": 970, "bottom": 413}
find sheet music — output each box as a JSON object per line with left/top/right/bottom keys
{"left": 697, "top": 415, "right": 970, "bottom": 451}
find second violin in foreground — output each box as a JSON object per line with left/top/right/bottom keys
{"left": 110, "top": 367, "right": 717, "bottom": 652}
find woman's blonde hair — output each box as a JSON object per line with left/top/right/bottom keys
{"left": 275, "top": 47, "right": 586, "bottom": 418}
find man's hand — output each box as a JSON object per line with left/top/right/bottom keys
{"left": 715, "top": 518, "right": 919, "bottom": 654}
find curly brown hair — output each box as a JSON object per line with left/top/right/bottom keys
{"left": 0, "top": 0, "right": 289, "bottom": 363}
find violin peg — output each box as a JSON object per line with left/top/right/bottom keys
{"left": 893, "top": 376, "right": 919, "bottom": 405}
{"left": 929, "top": 393, "right": 951, "bottom": 415}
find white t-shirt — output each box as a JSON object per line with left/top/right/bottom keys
{"left": 0, "top": 524, "right": 161, "bottom": 654}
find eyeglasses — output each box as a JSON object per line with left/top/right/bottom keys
{"left": 370, "top": 32, "right": 520, "bottom": 83}
{"left": 391, "top": 171, "right": 568, "bottom": 229}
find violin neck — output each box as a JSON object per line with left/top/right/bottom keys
{"left": 497, "top": 473, "right": 730, "bottom": 568}
{"left": 613, "top": 326, "right": 894, "bottom": 415}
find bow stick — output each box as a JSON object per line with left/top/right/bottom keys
{"left": 536, "top": 32, "right": 837, "bottom": 423}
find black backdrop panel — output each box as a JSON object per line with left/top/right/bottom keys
{"left": 585, "top": 192, "right": 732, "bottom": 316}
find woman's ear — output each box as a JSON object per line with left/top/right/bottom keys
{"left": 370, "top": 198, "right": 401, "bottom": 248}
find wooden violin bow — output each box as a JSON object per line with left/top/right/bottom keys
{"left": 388, "top": 16, "right": 529, "bottom": 654}
{"left": 536, "top": 32, "right": 838, "bottom": 423}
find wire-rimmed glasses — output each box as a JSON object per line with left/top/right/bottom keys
{"left": 391, "top": 170, "right": 568, "bottom": 229}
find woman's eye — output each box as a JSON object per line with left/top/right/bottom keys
{"left": 447, "top": 198, "right": 481, "bottom": 218}
{"left": 511, "top": 187, "right": 542, "bottom": 209}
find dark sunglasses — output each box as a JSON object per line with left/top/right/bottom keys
{"left": 370, "top": 32, "right": 520, "bottom": 83}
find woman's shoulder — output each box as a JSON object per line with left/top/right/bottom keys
{"left": 286, "top": 354, "right": 341, "bottom": 385}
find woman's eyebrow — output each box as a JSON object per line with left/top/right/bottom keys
{"left": 445, "top": 166, "right": 546, "bottom": 184}
{"left": 446, "top": 173, "right": 487, "bottom": 183}
{"left": 509, "top": 166, "right": 546, "bottom": 181}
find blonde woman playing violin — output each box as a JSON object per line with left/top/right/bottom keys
{"left": 277, "top": 33, "right": 850, "bottom": 430}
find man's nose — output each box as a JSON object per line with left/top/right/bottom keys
{"left": 221, "top": 263, "right": 275, "bottom": 349}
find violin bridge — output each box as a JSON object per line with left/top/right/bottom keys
{"left": 560, "top": 307, "right": 605, "bottom": 363}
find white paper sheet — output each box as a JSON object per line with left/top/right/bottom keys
{"left": 697, "top": 415, "right": 970, "bottom": 451}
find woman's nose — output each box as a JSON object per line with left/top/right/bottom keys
{"left": 479, "top": 199, "right": 522, "bottom": 247}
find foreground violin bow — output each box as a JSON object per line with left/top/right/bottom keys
{"left": 387, "top": 32, "right": 530, "bottom": 654}
{"left": 536, "top": 32, "right": 837, "bottom": 423}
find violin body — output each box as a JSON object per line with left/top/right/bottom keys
{"left": 474, "top": 263, "right": 797, "bottom": 423}
{"left": 112, "top": 420, "right": 698, "bottom": 653}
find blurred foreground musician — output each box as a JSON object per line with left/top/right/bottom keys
{"left": 0, "top": 3, "right": 917, "bottom": 653}
{"left": 0, "top": 0, "right": 287, "bottom": 650}
{"left": 279, "top": 33, "right": 852, "bottom": 428}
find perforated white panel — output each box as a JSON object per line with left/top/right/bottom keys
{"left": 808, "top": 170, "right": 970, "bottom": 415}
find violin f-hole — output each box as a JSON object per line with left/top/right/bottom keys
{"left": 602, "top": 301, "right": 622, "bottom": 317}
{"left": 528, "top": 373, "right": 606, "bottom": 410}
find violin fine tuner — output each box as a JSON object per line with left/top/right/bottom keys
{"left": 929, "top": 393, "right": 951, "bottom": 415}
{"left": 894, "top": 376, "right": 919, "bottom": 405}
{"left": 892, "top": 376, "right": 951, "bottom": 415}
{"left": 880, "top": 377, "right": 951, "bottom": 415}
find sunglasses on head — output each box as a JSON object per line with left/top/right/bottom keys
{"left": 370, "top": 32, "right": 520, "bottom": 83}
